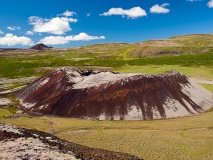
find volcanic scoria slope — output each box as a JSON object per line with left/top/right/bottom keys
{"left": 16, "top": 68, "right": 213, "bottom": 120}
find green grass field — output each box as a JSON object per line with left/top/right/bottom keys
{"left": 1, "top": 111, "right": 212, "bottom": 160}
{"left": 200, "top": 84, "right": 213, "bottom": 92}
{"left": 0, "top": 48, "right": 213, "bottom": 78}
{"left": 0, "top": 108, "right": 13, "bottom": 117}
{"left": 115, "top": 65, "right": 213, "bottom": 80}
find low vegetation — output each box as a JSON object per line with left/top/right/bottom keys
{"left": 0, "top": 108, "right": 13, "bottom": 117}
{"left": 115, "top": 65, "right": 213, "bottom": 80}
{"left": 6, "top": 104, "right": 18, "bottom": 114}
{"left": 0, "top": 103, "right": 18, "bottom": 118}
{"left": 200, "top": 84, "right": 213, "bottom": 92}
{"left": 0, "top": 111, "right": 212, "bottom": 160}
{"left": 0, "top": 49, "right": 213, "bottom": 78}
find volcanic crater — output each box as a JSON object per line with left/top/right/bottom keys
{"left": 16, "top": 68, "right": 213, "bottom": 120}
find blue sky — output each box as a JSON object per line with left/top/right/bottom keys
{"left": 0, "top": 0, "right": 213, "bottom": 48}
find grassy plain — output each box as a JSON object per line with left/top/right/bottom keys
{"left": 0, "top": 50, "right": 213, "bottom": 78}
{"left": 115, "top": 65, "right": 213, "bottom": 80}
{"left": 0, "top": 108, "right": 13, "bottom": 117}
{"left": 1, "top": 111, "right": 213, "bottom": 160}
{"left": 200, "top": 84, "right": 213, "bottom": 92}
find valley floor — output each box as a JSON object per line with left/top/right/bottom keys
{"left": 0, "top": 109, "right": 213, "bottom": 160}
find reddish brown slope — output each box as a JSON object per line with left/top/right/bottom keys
{"left": 16, "top": 68, "right": 213, "bottom": 120}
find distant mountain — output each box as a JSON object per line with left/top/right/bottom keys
{"left": 16, "top": 68, "right": 213, "bottom": 120}
{"left": 30, "top": 43, "right": 52, "bottom": 50}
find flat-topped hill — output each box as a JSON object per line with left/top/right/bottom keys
{"left": 16, "top": 68, "right": 213, "bottom": 120}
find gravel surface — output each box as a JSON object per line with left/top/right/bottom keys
{"left": 0, "top": 137, "right": 77, "bottom": 160}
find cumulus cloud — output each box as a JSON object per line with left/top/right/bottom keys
{"left": 150, "top": 3, "right": 170, "bottom": 14}
{"left": 100, "top": 7, "right": 147, "bottom": 19}
{"left": 26, "top": 31, "right": 34, "bottom": 35}
{"left": 39, "top": 32, "right": 105, "bottom": 45}
{"left": 28, "top": 11, "right": 78, "bottom": 35}
{"left": 208, "top": 0, "right": 213, "bottom": 7}
{"left": 59, "top": 10, "right": 76, "bottom": 17}
{"left": 0, "top": 30, "right": 4, "bottom": 34}
{"left": 7, "top": 26, "right": 21, "bottom": 31}
{"left": 0, "top": 33, "right": 34, "bottom": 46}
{"left": 39, "top": 36, "right": 69, "bottom": 45}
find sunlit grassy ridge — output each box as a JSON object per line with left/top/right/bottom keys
{"left": 1, "top": 111, "right": 213, "bottom": 160}
{"left": 66, "top": 43, "right": 134, "bottom": 59}
{"left": 169, "top": 34, "right": 213, "bottom": 47}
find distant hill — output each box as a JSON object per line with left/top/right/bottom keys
{"left": 30, "top": 43, "right": 52, "bottom": 50}
{"left": 66, "top": 34, "right": 213, "bottom": 58}
{"left": 132, "top": 34, "right": 213, "bottom": 57}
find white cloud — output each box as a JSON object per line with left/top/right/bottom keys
{"left": 87, "top": 13, "right": 91, "bottom": 17}
{"left": 150, "top": 3, "right": 170, "bottom": 14}
{"left": 0, "top": 30, "right": 4, "bottom": 34}
{"left": 28, "top": 12, "right": 78, "bottom": 35}
{"left": 39, "top": 36, "right": 69, "bottom": 45}
{"left": 7, "top": 26, "right": 21, "bottom": 31}
{"left": 67, "top": 33, "right": 105, "bottom": 41}
{"left": 39, "top": 32, "right": 105, "bottom": 45}
{"left": 26, "top": 31, "right": 34, "bottom": 35}
{"left": 100, "top": 7, "right": 147, "bottom": 19}
{"left": 208, "top": 0, "right": 213, "bottom": 7}
{"left": 0, "top": 33, "right": 34, "bottom": 46}
{"left": 59, "top": 10, "right": 76, "bottom": 17}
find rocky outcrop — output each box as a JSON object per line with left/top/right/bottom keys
{"left": 16, "top": 68, "right": 213, "bottom": 120}
{"left": 0, "top": 123, "right": 142, "bottom": 160}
